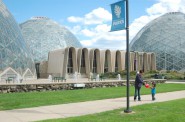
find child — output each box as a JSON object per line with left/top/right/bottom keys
{"left": 150, "top": 81, "right": 156, "bottom": 101}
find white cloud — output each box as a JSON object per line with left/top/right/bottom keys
{"left": 94, "top": 24, "right": 110, "bottom": 33}
{"left": 79, "top": 31, "right": 126, "bottom": 50}
{"left": 67, "top": 16, "right": 83, "bottom": 23}
{"left": 79, "top": 23, "right": 126, "bottom": 49}
{"left": 84, "top": 7, "right": 111, "bottom": 25}
{"left": 147, "top": 0, "right": 185, "bottom": 15}
{"left": 79, "top": 29, "right": 126, "bottom": 50}
{"left": 80, "top": 40, "right": 93, "bottom": 47}
{"left": 67, "top": 7, "right": 111, "bottom": 25}
{"left": 81, "top": 29, "right": 95, "bottom": 37}
{"left": 146, "top": 3, "right": 167, "bottom": 15}
{"left": 130, "top": 0, "right": 185, "bottom": 40}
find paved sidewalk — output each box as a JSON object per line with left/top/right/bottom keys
{"left": 0, "top": 90, "right": 185, "bottom": 122}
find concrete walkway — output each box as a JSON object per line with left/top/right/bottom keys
{"left": 0, "top": 90, "right": 185, "bottom": 122}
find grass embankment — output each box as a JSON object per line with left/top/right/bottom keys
{"left": 0, "top": 83, "right": 185, "bottom": 110}
{"left": 41, "top": 98, "right": 185, "bottom": 122}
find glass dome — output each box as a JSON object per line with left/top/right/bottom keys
{"left": 20, "top": 17, "right": 82, "bottom": 62}
{"left": 0, "top": 0, "right": 35, "bottom": 76}
{"left": 130, "top": 12, "right": 185, "bottom": 71}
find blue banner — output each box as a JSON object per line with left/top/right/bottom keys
{"left": 110, "top": 0, "right": 126, "bottom": 31}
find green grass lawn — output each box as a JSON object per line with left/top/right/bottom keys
{"left": 0, "top": 83, "right": 185, "bottom": 110}
{"left": 41, "top": 98, "right": 185, "bottom": 122}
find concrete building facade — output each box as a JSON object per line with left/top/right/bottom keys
{"left": 46, "top": 47, "right": 156, "bottom": 78}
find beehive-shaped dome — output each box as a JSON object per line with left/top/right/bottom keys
{"left": 130, "top": 12, "right": 185, "bottom": 71}
{"left": 0, "top": 0, "right": 35, "bottom": 77}
{"left": 20, "top": 17, "right": 82, "bottom": 62}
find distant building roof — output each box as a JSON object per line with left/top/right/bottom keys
{"left": 130, "top": 12, "right": 185, "bottom": 71}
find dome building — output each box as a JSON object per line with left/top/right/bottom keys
{"left": 130, "top": 12, "right": 185, "bottom": 71}
{"left": 0, "top": 0, "right": 36, "bottom": 80}
{"left": 20, "top": 17, "right": 82, "bottom": 62}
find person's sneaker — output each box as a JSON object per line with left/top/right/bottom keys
{"left": 138, "top": 99, "right": 141, "bottom": 101}
{"left": 134, "top": 99, "right": 136, "bottom": 101}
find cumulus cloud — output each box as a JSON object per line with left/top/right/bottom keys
{"left": 146, "top": 0, "right": 184, "bottom": 15}
{"left": 67, "top": 0, "right": 185, "bottom": 50}
{"left": 95, "top": 24, "right": 110, "bottom": 33}
{"left": 80, "top": 40, "right": 93, "bottom": 47}
{"left": 80, "top": 29, "right": 126, "bottom": 49}
{"left": 80, "top": 33, "right": 126, "bottom": 50}
{"left": 84, "top": 7, "right": 111, "bottom": 25}
{"left": 67, "top": 16, "right": 83, "bottom": 23}
{"left": 130, "top": 0, "right": 185, "bottom": 40}
{"left": 67, "top": 7, "right": 111, "bottom": 25}
{"left": 81, "top": 29, "right": 95, "bottom": 37}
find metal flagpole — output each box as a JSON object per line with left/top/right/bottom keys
{"left": 109, "top": 0, "right": 131, "bottom": 112}
{"left": 124, "top": 0, "right": 132, "bottom": 113}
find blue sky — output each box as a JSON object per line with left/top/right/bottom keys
{"left": 3, "top": 0, "right": 185, "bottom": 50}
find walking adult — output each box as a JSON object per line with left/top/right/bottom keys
{"left": 134, "top": 70, "right": 144, "bottom": 101}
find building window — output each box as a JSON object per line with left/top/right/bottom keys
{"left": 104, "top": 53, "right": 108, "bottom": 73}
{"left": 115, "top": 52, "right": 118, "bottom": 72}
{"left": 93, "top": 52, "right": 97, "bottom": 73}
{"left": 67, "top": 49, "right": 73, "bottom": 74}
{"left": 80, "top": 50, "right": 86, "bottom": 73}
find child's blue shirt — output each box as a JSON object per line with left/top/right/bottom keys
{"left": 151, "top": 87, "right": 156, "bottom": 94}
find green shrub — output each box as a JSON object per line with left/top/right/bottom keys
{"left": 100, "top": 70, "right": 185, "bottom": 80}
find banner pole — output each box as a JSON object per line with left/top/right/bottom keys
{"left": 124, "top": 0, "right": 132, "bottom": 113}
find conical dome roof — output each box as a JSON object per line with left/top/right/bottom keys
{"left": 130, "top": 12, "right": 185, "bottom": 71}
{"left": 0, "top": 0, "right": 35, "bottom": 75}
{"left": 20, "top": 17, "right": 82, "bottom": 62}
